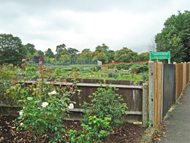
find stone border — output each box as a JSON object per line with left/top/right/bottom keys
{"left": 140, "top": 127, "right": 155, "bottom": 143}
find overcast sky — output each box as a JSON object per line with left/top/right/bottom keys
{"left": 0, "top": 0, "right": 190, "bottom": 54}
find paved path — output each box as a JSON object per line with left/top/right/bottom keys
{"left": 152, "top": 83, "right": 190, "bottom": 143}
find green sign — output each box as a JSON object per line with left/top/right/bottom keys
{"left": 150, "top": 52, "right": 170, "bottom": 59}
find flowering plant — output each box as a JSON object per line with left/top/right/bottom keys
{"left": 15, "top": 61, "right": 79, "bottom": 142}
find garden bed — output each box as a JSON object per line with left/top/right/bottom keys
{"left": 0, "top": 116, "right": 146, "bottom": 143}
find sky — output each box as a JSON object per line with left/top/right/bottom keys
{"left": 0, "top": 0, "right": 190, "bottom": 54}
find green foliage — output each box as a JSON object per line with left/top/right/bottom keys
{"left": 141, "top": 71, "right": 149, "bottom": 81}
{"left": 137, "top": 52, "right": 149, "bottom": 61}
{"left": 95, "top": 43, "right": 109, "bottom": 54}
{"left": 107, "top": 50, "right": 115, "bottom": 63}
{"left": 68, "top": 116, "right": 111, "bottom": 143}
{"left": 68, "top": 86, "right": 127, "bottom": 142}
{"left": 54, "top": 67, "right": 61, "bottom": 77}
{"left": 3, "top": 80, "right": 21, "bottom": 104}
{"left": 155, "top": 10, "right": 190, "bottom": 62}
{"left": 82, "top": 86, "right": 127, "bottom": 129}
{"left": 116, "top": 63, "right": 133, "bottom": 70}
{"left": 45, "top": 48, "right": 54, "bottom": 58}
{"left": 108, "top": 73, "right": 118, "bottom": 78}
{"left": 108, "top": 64, "right": 115, "bottom": 69}
{"left": 130, "top": 62, "right": 148, "bottom": 74}
{"left": 24, "top": 43, "right": 36, "bottom": 55}
{"left": 96, "top": 66, "right": 101, "bottom": 71}
{"left": 114, "top": 47, "right": 138, "bottom": 62}
{"left": 67, "top": 47, "right": 79, "bottom": 56}
{"left": 0, "top": 33, "right": 27, "bottom": 65}
{"left": 0, "top": 64, "right": 15, "bottom": 81}
{"left": 93, "top": 52, "right": 108, "bottom": 64}
{"left": 71, "top": 67, "right": 79, "bottom": 72}
{"left": 4, "top": 62, "right": 79, "bottom": 142}
{"left": 26, "top": 67, "right": 36, "bottom": 72}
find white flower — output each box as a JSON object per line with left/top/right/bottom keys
{"left": 68, "top": 103, "right": 74, "bottom": 109}
{"left": 20, "top": 122, "right": 24, "bottom": 126}
{"left": 41, "top": 102, "right": 49, "bottom": 108}
{"left": 27, "top": 97, "right": 33, "bottom": 100}
{"left": 48, "top": 90, "right": 57, "bottom": 96}
{"left": 19, "top": 110, "right": 24, "bottom": 116}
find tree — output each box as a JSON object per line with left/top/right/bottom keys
{"left": 81, "top": 49, "right": 91, "bottom": 54}
{"left": 55, "top": 44, "right": 66, "bottom": 60}
{"left": 61, "top": 49, "right": 69, "bottom": 55}
{"left": 138, "top": 52, "right": 149, "bottom": 61}
{"left": 34, "top": 50, "right": 44, "bottom": 56}
{"left": 25, "top": 43, "right": 36, "bottom": 55}
{"left": 0, "top": 33, "right": 27, "bottom": 65}
{"left": 60, "top": 55, "right": 71, "bottom": 64}
{"left": 155, "top": 10, "right": 190, "bottom": 62}
{"left": 67, "top": 47, "right": 79, "bottom": 56}
{"left": 95, "top": 43, "right": 109, "bottom": 54}
{"left": 38, "top": 50, "right": 44, "bottom": 56}
{"left": 107, "top": 50, "right": 115, "bottom": 63}
{"left": 45, "top": 48, "right": 54, "bottom": 58}
{"left": 93, "top": 52, "right": 108, "bottom": 64}
{"left": 56, "top": 44, "right": 66, "bottom": 53}
{"left": 115, "top": 48, "right": 138, "bottom": 62}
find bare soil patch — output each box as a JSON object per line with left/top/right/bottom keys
{"left": 0, "top": 116, "right": 146, "bottom": 143}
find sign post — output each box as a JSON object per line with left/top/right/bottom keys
{"left": 150, "top": 52, "right": 171, "bottom": 63}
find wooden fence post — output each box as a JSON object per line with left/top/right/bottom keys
{"left": 188, "top": 62, "right": 190, "bottom": 82}
{"left": 183, "top": 62, "right": 186, "bottom": 90}
{"left": 149, "top": 61, "right": 154, "bottom": 127}
{"left": 142, "top": 83, "right": 148, "bottom": 127}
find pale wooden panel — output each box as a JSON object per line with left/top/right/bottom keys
{"left": 186, "top": 63, "right": 189, "bottom": 85}
{"left": 183, "top": 63, "right": 187, "bottom": 90}
{"left": 154, "top": 63, "right": 162, "bottom": 127}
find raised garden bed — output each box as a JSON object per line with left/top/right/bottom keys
{"left": 0, "top": 116, "right": 147, "bottom": 143}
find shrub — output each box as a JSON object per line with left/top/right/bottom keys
{"left": 54, "top": 67, "right": 61, "bottom": 77}
{"left": 68, "top": 85, "right": 128, "bottom": 142}
{"left": 116, "top": 63, "right": 133, "bottom": 70}
{"left": 96, "top": 66, "right": 101, "bottom": 71}
{"left": 108, "top": 64, "right": 115, "bottom": 69}
{"left": 4, "top": 61, "right": 80, "bottom": 142}
{"left": 116, "top": 63, "right": 124, "bottom": 70}
{"left": 108, "top": 73, "right": 118, "bottom": 78}
{"left": 71, "top": 67, "right": 79, "bottom": 72}
{"left": 0, "top": 64, "right": 15, "bottom": 82}
{"left": 130, "top": 62, "right": 148, "bottom": 74}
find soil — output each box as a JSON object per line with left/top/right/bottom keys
{"left": 0, "top": 116, "right": 147, "bottom": 143}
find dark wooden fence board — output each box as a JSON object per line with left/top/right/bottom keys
{"left": 0, "top": 79, "right": 144, "bottom": 122}
{"left": 163, "top": 64, "right": 176, "bottom": 117}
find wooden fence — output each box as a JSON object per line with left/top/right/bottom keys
{"left": 0, "top": 79, "right": 149, "bottom": 126}
{"left": 149, "top": 61, "right": 190, "bottom": 127}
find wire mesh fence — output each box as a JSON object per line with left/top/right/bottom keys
{"left": 29, "top": 58, "right": 97, "bottom": 67}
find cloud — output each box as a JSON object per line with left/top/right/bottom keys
{"left": 0, "top": 0, "right": 190, "bottom": 54}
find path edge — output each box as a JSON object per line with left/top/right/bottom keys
{"left": 140, "top": 127, "right": 155, "bottom": 143}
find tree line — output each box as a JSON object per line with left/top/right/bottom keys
{"left": 0, "top": 34, "right": 149, "bottom": 65}
{"left": 1, "top": 10, "right": 189, "bottom": 65}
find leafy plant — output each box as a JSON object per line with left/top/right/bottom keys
{"left": 68, "top": 116, "right": 111, "bottom": 143}
{"left": 108, "top": 73, "right": 118, "bottom": 78}
{"left": 4, "top": 61, "right": 79, "bottom": 142}
{"left": 0, "top": 64, "right": 16, "bottom": 82}
{"left": 68, "top": 85, "right": 128, "bottom": 142}
{"left": 141, "top": 71, "right": 149, "bottom": 81}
